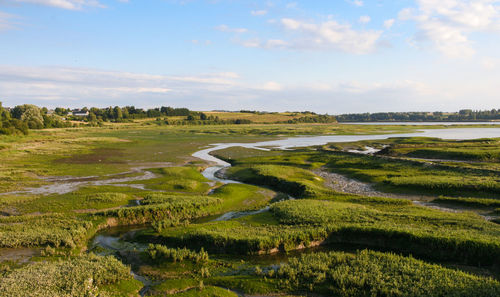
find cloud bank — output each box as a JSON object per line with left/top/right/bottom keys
{"left": 0, "top": 65, "right": 482, "bottom": 113}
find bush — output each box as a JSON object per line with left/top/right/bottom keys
{"left": 0, "top": 254, "right": 136, "bottom": 297}
{"left": 0, "top": 214, "right": 93, "bottom": 248}
{"left": 273, "top": 250, "right": 500, "bottom": 297}
{"left": 98, "top": 195, "right": 222, "bottom": 227}
{"left": 147, "top": 244, "right": 209, "bottom": 263}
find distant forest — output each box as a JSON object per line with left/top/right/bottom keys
{"left": 336, "top": 109, "right": 500, "bottom": 122}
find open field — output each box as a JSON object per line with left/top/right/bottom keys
{"left": 1, "top": 122, "right": 500, "bottom": 296}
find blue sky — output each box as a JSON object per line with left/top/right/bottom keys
{"left": 0, "top": 0, "right": 499, "bottom": 113}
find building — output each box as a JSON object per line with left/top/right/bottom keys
{"left": 72, "top": 109, "right": 89, "bottom": 117}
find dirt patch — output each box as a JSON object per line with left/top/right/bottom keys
{"left": 314, "top": 169, "right": 435, "bottom": 201}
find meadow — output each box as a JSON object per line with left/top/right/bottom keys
{"left": 1, "top": 119, "right": 500, "bottom": 296}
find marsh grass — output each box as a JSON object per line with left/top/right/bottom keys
{"left": 271, "top": 250, "right": 500, "bottom": 297}
{"left": 0, "top": 253, "right": 140, "bottom": 297}
{"left": 226, "top": 164, "right": 330, "bottom": 197}
{"left": 0, "top": 214, "right": 94, "bottom": 248}
{"left": 153, "top": 198, "right": 500, "bottom": 266}
{"left": 134, "top": 167, "right": 213, "bottom": 193}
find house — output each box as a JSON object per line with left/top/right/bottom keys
{"left": 72, "top": 109, "right": 89, "bottom": 117}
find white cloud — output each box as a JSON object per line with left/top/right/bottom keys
{"left": 399, "top": 0, "right": 500, "bottom": 58}
{"left": 383, "top": 19, "right": 395, "bottom": 29}
{"left": 359, "top": 15, "right": 371, "bottom": 24}
{"left": 0, "top": 66, "right": 239, "bottom": 104}
{"left": 272, "top": 18, "right": 382, "bottom": 54}
{"left": 10, "top": 0, "right": 106, "bottom": 10}
{"left": 240, "top": 38, "right": 261, "bottom": 48}
{"left": 264, "top": 39, "right": 288, "bottom": 48}
{"left": 481, "top": 56, "right": 498, "bottom": 68}
{"left": 215, "top": 24, "right": 248, "bottom": 33}
{"left": 347, "top": 0, "right": 364, "bottom": 7}
{"left": 0, "top": 65, "right": 466, "bottom": 113}
{"left": 251, "top": 10, "right": 268, "bottom": 16}
{"left": 259, "top": 81, "right": 282, "bottom": 91}
{"left": 237, "top": 18, "right": 382, "bottom": 54}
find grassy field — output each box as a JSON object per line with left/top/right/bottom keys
{"left": 1, "top": 122, "right": 500, "bottom": 296}
{"left": 203, "top": 111, "right": 319, "bottom": 123}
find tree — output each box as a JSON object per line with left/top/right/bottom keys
{"left": 113, "top": 106, "right": 123, "bottom": 121}
{"left": 88, "top": 112, "right": 97, "bottom": 122}
{"left": 12, "top": 104, "right": 44, "bottom": 129}
{"left": 54, "top": 107, "right": 68, "bottom": 116}
{"left": 0, "top": 101, "right": 7, "bottom": 121}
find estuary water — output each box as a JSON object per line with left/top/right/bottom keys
{"left": 194, "top": 128, "right": 500, "bottom": 182}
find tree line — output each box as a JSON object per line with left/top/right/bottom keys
{"left": 0, "top": 103, "right": 72, "bottom": 135}
{"left": 0, "top": 103, "right": 256, "bottom": 134}
{"left": 336, "top": 109, "right": 500, "bottom": 122}
{"left": 54, "top": 106, "right": 194, "bottom": 122}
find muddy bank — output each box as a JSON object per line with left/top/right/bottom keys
{"left": 0, "top": 162, "right": 175, "bottom": 196}
{"left": 0, "top": 247, "right": 40, "bottom": 263}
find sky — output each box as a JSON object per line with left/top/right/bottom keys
{"left": 0, "top": 0, "right": 499, "bottom": 113}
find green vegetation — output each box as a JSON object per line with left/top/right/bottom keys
{"left": 0, "top": 214, "right": 93, "bottom": 248}
{"left": 336, "top": 109, "right": 500, "bottom": 122}
{"left": 165, "top": 286, "right": 237, "bottom": 297}
{"left": 378, "top": 137, "right": 500, "bottom": 162}
{"left": 137, "top": 167, "right": 213, "bottom": 193}
{"left": 147, "top": 244, "right": 209, "bottom": 263}
{"left": 2, "top": 120, "right": 500, "bottom": 296}
{"left": 434, "top": 196, "right": 500, "bottom": 208}
{"left": 271, "top": 199, "right": 500, "bottom": 265}
{"left": 98, "top": 194, "right": 222, "bottom": 227}
{"left": 0, "top": 191, "right": 133, "bottom": 214}
{"left": 211, "top": 183, "right": 276, "bottom": 211}
{"left": 153, "top": 219, "right": 327, "bottom": 254}
{"left": 0, "top": 253, "right": 141, "bottom": 296}
{"left": 226, "top": 164, "right": 329, "bottom": 197}
{"left": 270, "top": 250, "right": 500, "bottom": 296}
{"left": 322, "top": 152, "right": 500, "bottom": 197}
{"left": 153, "top": 198, "right": 500, "bottom": 265}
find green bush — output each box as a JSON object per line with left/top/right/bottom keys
{"left": 147, "top": 244, "right": 208, "bottom": 263}
{"left": 98, "top": 195, "right": 222, "bottom": 227}
{"left": 0, "top": 214, "right": 93, "bottom": 248}
{"left": 0, "top": 254, "right": 137, "bottom": 297}
{"left": 271, "top": 199, "right": 500, "bottom": 265}
{"left": 272, "top": 250, "right": 500, "bottom": 297}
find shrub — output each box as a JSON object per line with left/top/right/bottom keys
{"left": 0, "top": 254, "right": 136, "bottom": 296}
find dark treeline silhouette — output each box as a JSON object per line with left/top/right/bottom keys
{"left": 336, "top": 109, "right": 500, "bottom": 122}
